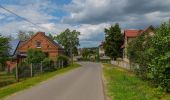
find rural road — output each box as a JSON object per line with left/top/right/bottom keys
{"left": 6, "top": 62, "right": 105, "bottom": 100}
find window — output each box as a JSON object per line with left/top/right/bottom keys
{"left": 36, "top": 41, "right": 41, "bottom": 48}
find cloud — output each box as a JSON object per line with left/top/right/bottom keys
{"left": 0, "top": 0, "right": 170, "bottom": 47}
{"left": 62, "top": 0, "right": 170, "bottom": 27}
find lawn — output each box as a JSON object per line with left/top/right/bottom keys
{"left": 102, "top": 63, "right": 170, "bottom": 100}
{"left": 0, "top": 63, "right": 80, "bottom": 100}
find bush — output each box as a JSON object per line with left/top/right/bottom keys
{"left": 57, "top": 55, "right": 69, "bottom": 67}
{"left": 13, "top": 61, "right": 30, "bottom": 78}
{"left": 42, "top": 58, "right": 54, "bottom": 71}
{"left": 128, "top": 21, "right": 170, "bottom": 92}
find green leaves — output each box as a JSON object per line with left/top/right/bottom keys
{"left": 128, "top": 21, "right": 170, "bottom": 92}
{"left": 54, "top": 28, "right": 80, "bottom": 56}
{"left": 104, "top": 23, "right": 123, "bottom": 59}
{"left": 26, "top": 49, "right": 46, "bottom": 64}
{"left": 0, "top": 36, "right": 10, "bottom": 67}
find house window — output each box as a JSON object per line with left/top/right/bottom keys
{"left": 36, "top": 41, "right": 41, "bottom": 48}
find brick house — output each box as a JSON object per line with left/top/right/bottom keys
{"left": 122, "top": 25, "right": 155, "bottom": 62}
{"left": 6, "top": 32, "right": 64, "bottom": 70}
{"left": 18, "top": 32, "right": 64, "bottom": 59}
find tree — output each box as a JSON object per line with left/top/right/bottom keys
{"left": 82, "top": 48, "right": 90, "bottom": 60}
{"left": 26, "top": 49, "right": 46, "bottom": 77}
{"left": 28, "top": 31, "right": 35, "bottom": 37}
{"left": 17, "top": 31, "right": 35, "bottom": 41}
{"left": 54, "top": 29, "right": 80, "bottom": 64}
{"left": 26, "top": 49, "right": 46, "bottom": 64}
{"left": 104, "top": 23, "right": 124, "bottom": 60}
{"left": 127, "top": 21, "right": 170, "bottom": 92}
{"left": 48, "top": 33, "right": 54, "bottom": 40}
{"left": 17, "top": 31, "right": 29, "bottom": 41}
{"left": 148, "top": 22, "right": 170, "bottom": 92}
{"left": 0, "top": 35, "right": 10, "bottom": 71}
{"left": 127, "top": 32, "right": 152, "bottom": 79}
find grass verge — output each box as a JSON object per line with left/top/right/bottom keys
{"left": 0, "top": 63, "right": 80, "bottom": 100}
{"left": 102, "top": 63, "right": 170, "bottom": 100}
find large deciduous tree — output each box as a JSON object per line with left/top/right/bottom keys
{"left": 54, "top": 28, "right": 80, "bottom": 57}
{"left": 17, "top": 31, "right": 35, "bottom": 41}
{"left": 104, "top": 23, "right": 123, "bottom": 60}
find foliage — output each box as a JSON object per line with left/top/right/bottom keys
{"left": 54, "top": 28, "right": 80, "bottom": 56}
{"left": 127, "top": 32, "right": 152, "bottom": 79}
{"left": 103, "top": 63, "right": 167, "bottom": 100}
{"left": 0, "top": 36, "right": 10, "bottom": 71}
{"left": 82, "top": 48, "right": 90, "bottom": 60}
{"left": 148, "top": 22, "right": 170, "bottom": 92}
{"left": 17, "top": 31, "right": 35, "bottom": 41}
{"left": 57, "top": 55, "right": 69, "bottom": 67}
{"left": 127, "top": 21, "right": 170, "bottom": 92}
{"left": 104, "top": 23, "right": 124, "bottom": 60}
{"left": 42, "top": 58, "right": 54, "bottom": 71}
{"left": 26, "top": 49, "right": 46, "bottom": 64}
{"left": 13, "top": 61, "right": 30, "bottom": 78}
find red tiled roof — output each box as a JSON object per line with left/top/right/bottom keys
{"left": 124, "top": 30, "right": 143, "bottom": 37}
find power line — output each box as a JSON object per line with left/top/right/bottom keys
{"left": 0, "top": 5, "right": 44, "bottom": 30}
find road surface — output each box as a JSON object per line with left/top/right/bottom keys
{"left": 6, "top": 62, "right": 105, "bottom": 100}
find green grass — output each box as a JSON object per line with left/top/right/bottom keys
{"left": 0, "top": 63, "right": 80, "bottom": 100}
{"left": 0, "top": 72, "right": 16, "bottom": 88}
{"left": 103, "top": 63, "right": 170, "bottom": 100}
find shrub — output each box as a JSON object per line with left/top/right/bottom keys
{"left": 42, "top": 58, "right": 54, "bottom": 71}
{"left": 57, "top": 55, "right": 69, "bottom": 67}
{"left": 128, "top": 21, "right": 170, "bottom": 92}
{"left": 13, "top": 61, "right": 30, "bottom": 78}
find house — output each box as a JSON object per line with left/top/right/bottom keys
{"left": 18, "top": 32, "right": 64, "bottom": 59}
{"left": 6, "top": 32, "right": 64, "bottom": 70}
{"left": 122, "top": 25, "right": 155, "bottom": 62}
{"left": 98, "top": 42, "right": 105, "bottom": 57}
{"left": 6, "top": 40, "right": 21, "bottom": 71}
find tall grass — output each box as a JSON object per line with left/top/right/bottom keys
{"left": 103, "top": 63, "right": 169, "bottom": 100}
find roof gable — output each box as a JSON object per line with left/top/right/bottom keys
{"left": 9, "top": 40, "right": 20, "bottom": 56}
{"left": 19, "top": 32, "right": 63, "bottom": 50}
{"left": 124, "top": 30, "right": 142, "bottom": 37}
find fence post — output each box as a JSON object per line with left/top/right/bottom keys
{"left": 30, "top": 63, "right": 33, "bottom": 77}
{"left": 16, "top": 62, "right": 19, "bottom": 82}
{"left": 59, "top": 60, "right": 61, "bottom": 68}
{"left": 40, "top": 62, "right": 43, "bottom": 73}
{"left": 62, "top": 60, "right": 63, "bottom": 68}
{"left": 16, "top": 57, "right": 19, "bottom": 82}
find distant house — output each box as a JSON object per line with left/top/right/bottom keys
{"left": 6, "top": 32, "right": 64, "bottom": 70}
{"left": 122, "top": 25, "right": 155, "bottom": 62}
{"left": 98, "top": 42, "right": 105, "bottom": 57}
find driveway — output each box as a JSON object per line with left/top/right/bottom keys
{"left": 6, "top": 62, "right": 105, "bottom": 100}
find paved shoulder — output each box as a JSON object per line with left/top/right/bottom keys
{"left": 6, "top": 62, "right": 105, "bottom": 100}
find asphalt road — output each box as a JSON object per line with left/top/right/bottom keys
{"left": 6, "top": 62, "right": 105, "bottom": 100}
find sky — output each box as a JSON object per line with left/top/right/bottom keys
{"left": 0, "top": 0, "right": 169, "bottom": 48}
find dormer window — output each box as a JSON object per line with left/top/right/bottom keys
{"left": 36, "top": 41, "right": 41, "bottom": 48}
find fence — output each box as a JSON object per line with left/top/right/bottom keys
{"left": 0, "top": 59, "right": 69, "bottom": 88}
{"left": 111, "top": 60, "right": 140, "bottom": 71}
{"left": 111, "top": 60, "right": 131, "bottom": 70}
